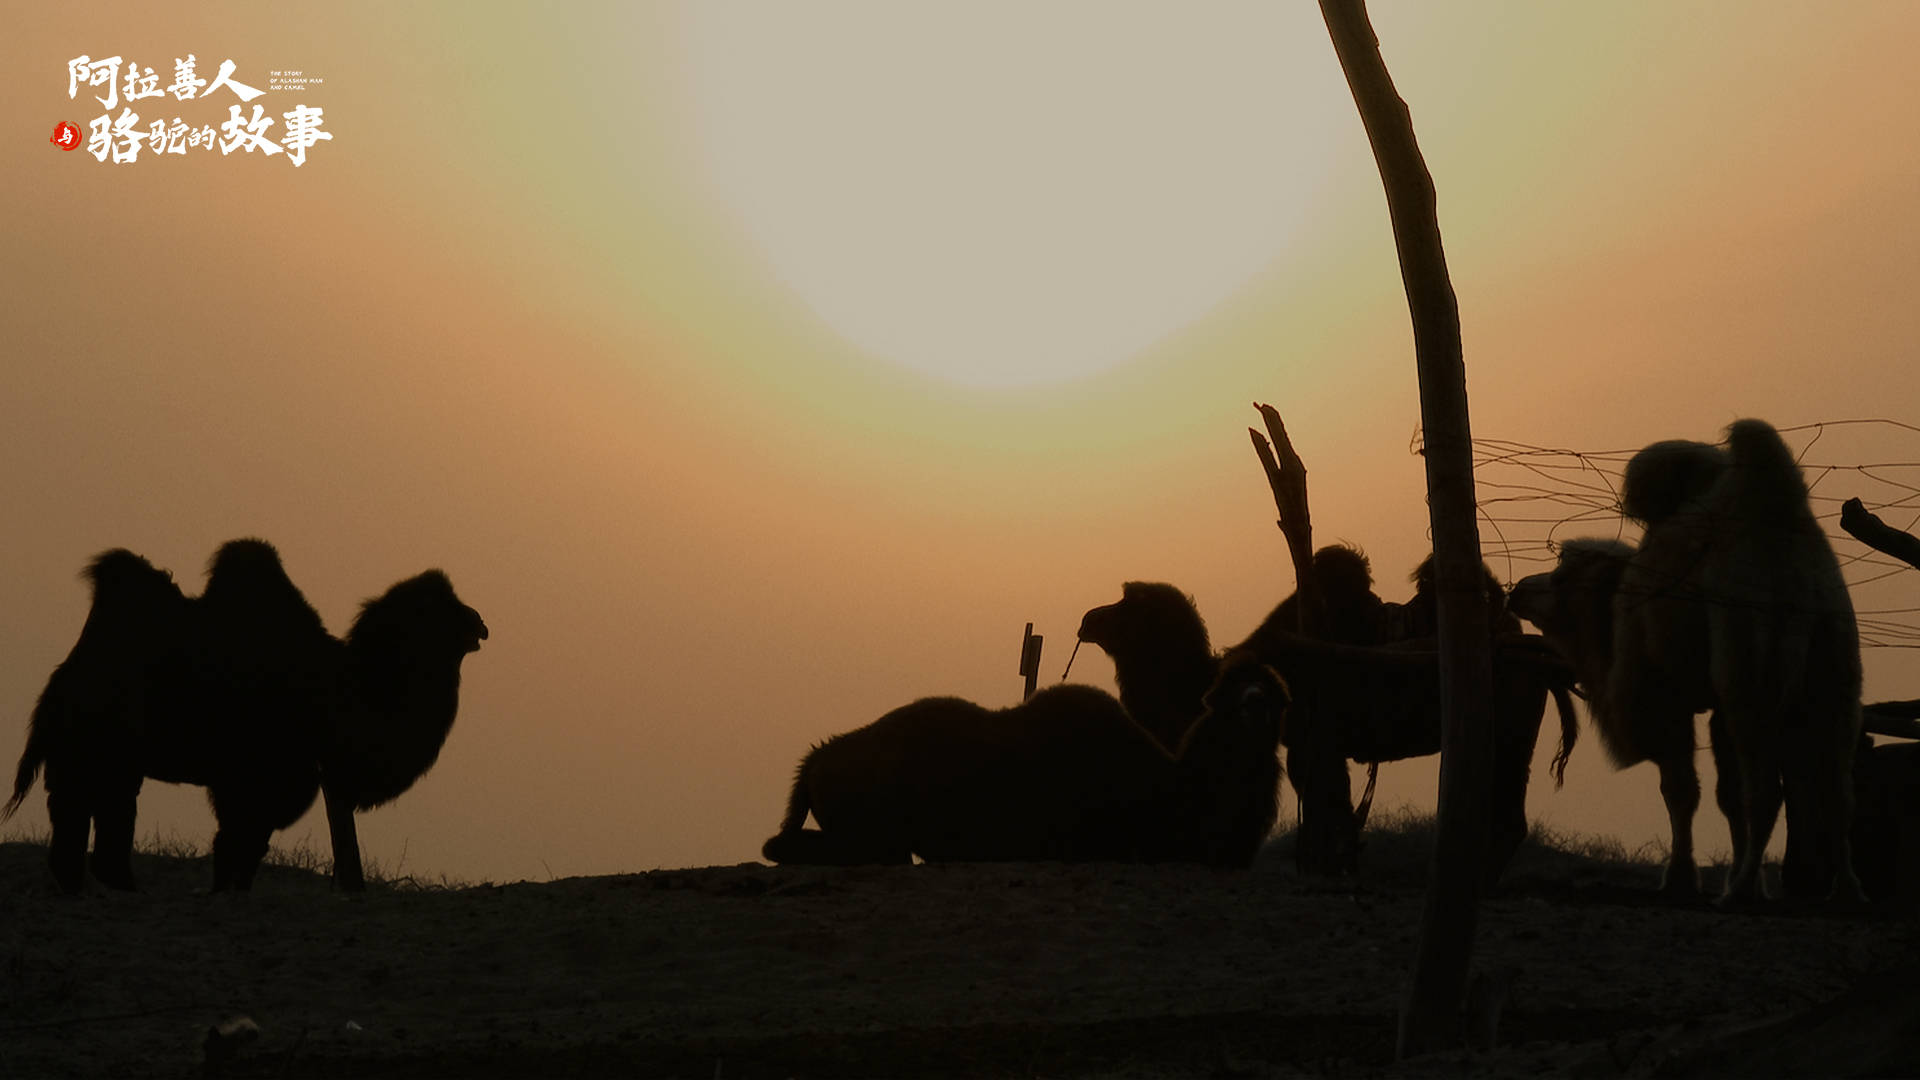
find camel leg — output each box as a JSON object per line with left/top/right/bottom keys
{"left": 1483, "top": 687, "right": 1543, "bottom": 889}
{"left": 212, "top": 822, "right": 272, "bottom": 892}
{"left": 1707, "top": 710, "right": 1749, "bottom": 882}
{"left": 823, "top": 820, "right": 913, "bottom": 865}
{"left": 1653, "top": 745, "right": 1702, "bottom": 897}
{"left": 45, "top": 782, "right": 91, "bottom": 895}
{"left": 797, "top": 832, "right": 908, "bottom": 865}
{"left": 210, "top": 785, "right": 274, "bottom": 892}
{"left": 1721, "top": 713, "right": 1783, "bottom": 905}
{"left": 323, "top": 784, "right": 367, "bottom": 892}
{"left": 1828, "top": 724, "right": 1867, "bottom": 902}
{"left": 88, "top": 772, "right": 143, "bottom": 891}
{"left": 1286, "top": 700, "right": 1357, "bottom": 876}
{"left": 1797, "top": 717, "right": 1866, "bottom": 903}
{"left": 1778, "top": 741, "right": 1826, "bottom": 899}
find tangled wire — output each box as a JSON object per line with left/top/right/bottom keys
{"left": 1463, "top": 418, "right": 1920, "bottom": 650}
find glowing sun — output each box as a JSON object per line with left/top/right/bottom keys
{"left": 673, "top": 3, "right": 1344, "bottom": 389}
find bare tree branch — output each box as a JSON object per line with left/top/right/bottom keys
{"left": 1247, "top": 406, "right": 1357, "bottom": 876}
{"left": 1842, "top": 498, "right": 1920, "bottom": 571}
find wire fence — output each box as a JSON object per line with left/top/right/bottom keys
{"left": 1465, "top": 419, "right": 1920, "bottom": 650}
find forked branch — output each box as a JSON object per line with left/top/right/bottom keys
{"left": 1249, "top": 402, "right": 1320, "bottom": 634}
{"left": 1841, "top": 497, "right": 1920, "bottom": 571}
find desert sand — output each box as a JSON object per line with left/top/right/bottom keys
{"left": 2, "top": 829, "right": 1915, "bottom": 1079}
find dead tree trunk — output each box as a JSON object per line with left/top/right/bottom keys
{"left": 1249, "top": 404, "right": 1359, "bottom": 875}
{"left": 1318, "top": 0, "right": 1495, "bottom": 1056}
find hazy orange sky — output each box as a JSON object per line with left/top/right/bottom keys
{"left": 5, "top": 2, "right": 1918, "bottom": 884}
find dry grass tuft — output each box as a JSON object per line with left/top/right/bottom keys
{"left": 0, "top": 827, "right": 477, "bottom": 894}
{"left": 1263, "top": 805, "right": 1671, "bottom": 892}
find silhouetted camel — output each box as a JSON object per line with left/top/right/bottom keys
{"left": 313, "top": 567, "right": 489, "bottom": 891}
{"left": 1510, "top": 420, "right": 1863, "bottom": 903}
{"left": 5, "top": 540, "right": 487, "bottom": 893}
{"left": 762, "top": 624, "right": 1289, "bottom": 869}
{"left": 1073, "top": 581, "right": 1220, "bottom": 753}
{"left": 1228, "top": 545, "right": 1578, "bottom": 885}
{"left": 1074, "top": 582, "right": 1294, "bottom": 865}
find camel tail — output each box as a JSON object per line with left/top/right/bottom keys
{"left": 1547, "top": 685, "right": 1579, "bottom": 788}
{"left": 4, "top": 712, "right": 47, "bottom": 822}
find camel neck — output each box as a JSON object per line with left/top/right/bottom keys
{"left": 1114, "top": 648, "right": 1216, "bottom": 749}
{"left": 349, "top": 643, "right": 462, "bottom": 721}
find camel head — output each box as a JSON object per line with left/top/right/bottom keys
{"left": 349, "top": 570, "right": 488, "bottom": 660}
{"left": 1508, "top": 539, "right": 1632, "bottom": 667}
{"left": 1077, "top": 581, "right": 1209, "bottom": 668}
{"left": 1195, "top": 654, "right": 1290, "bottom": 753}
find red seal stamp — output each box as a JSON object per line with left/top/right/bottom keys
{"left": 50, "top": 121, "right": 81, "bottom": 151}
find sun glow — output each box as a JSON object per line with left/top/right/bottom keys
{"left": 673, "top": 3, "right": 1345, "bottom": 389}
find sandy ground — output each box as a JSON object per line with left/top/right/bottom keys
{"left": 2, "top": 837, "right": 1915, "bottom": 1079}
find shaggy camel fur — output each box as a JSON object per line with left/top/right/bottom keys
{"left": 6, "top": 540, "right": 487, "bottom": 893}
{"left": 1511, "top": 419, "right": 1863, "bottom": 902}
{"left": 1230, "top": 545, "right": 1578, "bottom": 884}
{"left": 762, "top": 608, "right": 1290, "bottom": 869}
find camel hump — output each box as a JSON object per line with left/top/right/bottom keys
{"left": 84, "top": 548, "right": 183, "bottom": 610}
{"left": 1721, "top": 418, "right": 1812, "bottom": 514}
{"left": 204, "top": 537, "right": 285, "bottom": 581}
{"left": 391, "top": 568, "right": 458, "bottom": 597}
{"left": 201, "top": 538, "right": 328, "bottom": 641}
{"left": 78, "top": 548, "right": 187, "bottom": 644}
{"left": 86, "top": 547, "right": 166, "bottom": 588}
{"left": 1725, "top": 417, "right": 1798, "bottom": 471}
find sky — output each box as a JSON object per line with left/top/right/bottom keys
{"left": 4, "top": 1, "right": 1918, "bottom": 885}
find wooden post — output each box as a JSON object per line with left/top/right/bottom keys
{"left": 1318, "top": 0, "right": 1495, "bottom": 1057}
{"left": 1019, "top": 622, "right": 1044, "bottom": 700}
